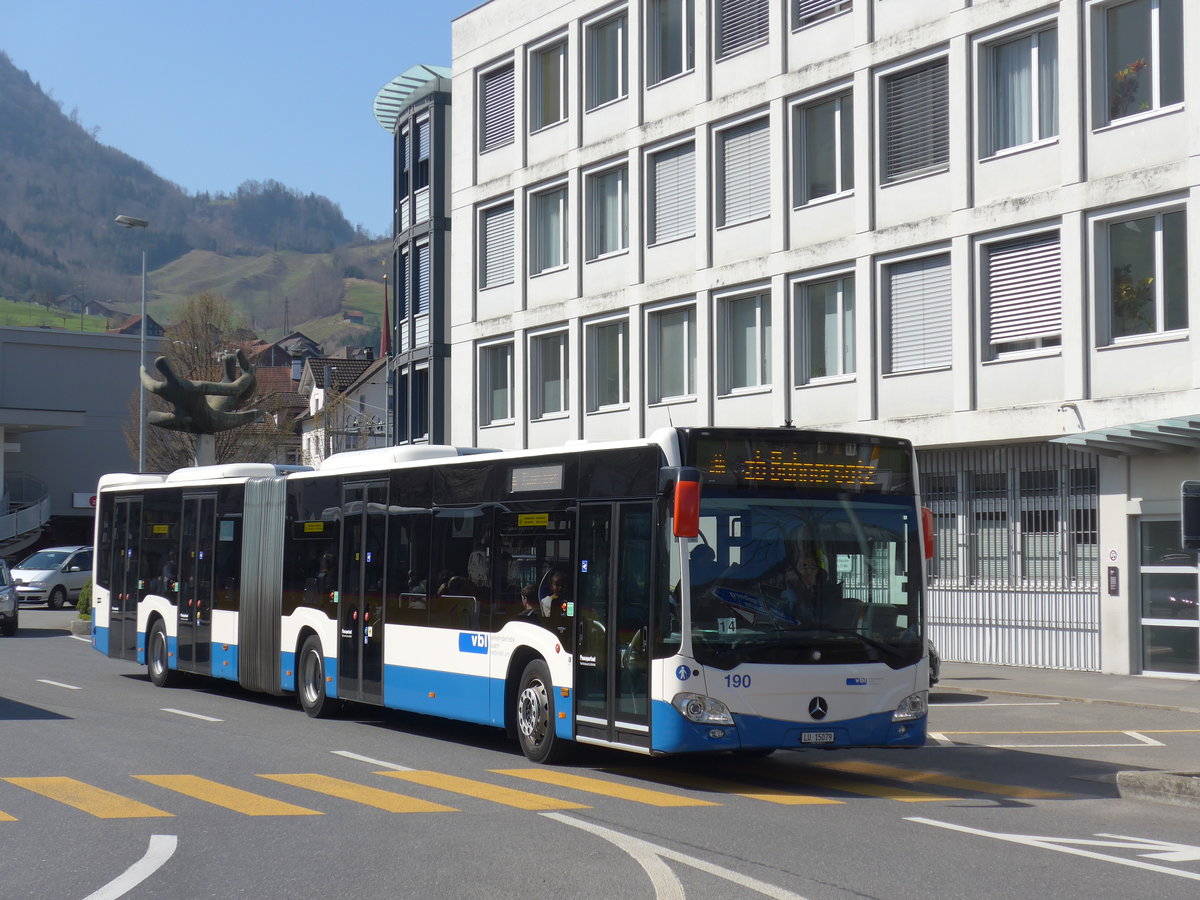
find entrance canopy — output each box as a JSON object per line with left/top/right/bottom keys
{"left": 1050, "top": 416, "right": 1200, "bottom": 457}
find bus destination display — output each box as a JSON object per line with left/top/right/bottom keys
{"left": 694, "top": 437, "right": 911, "bottom": 493}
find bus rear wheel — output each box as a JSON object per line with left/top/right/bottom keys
{"left": 515, "top": 659, "right": 569, "bottom": 764}
{"left": 298, "top": 635, "right": 333, "bottom": 718}
{"left": 147, "top": 619, "right": 175, "bottom": 688}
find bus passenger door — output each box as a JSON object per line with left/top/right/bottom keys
{"left": 178, "top": 494, "right": 216, "bottom": 673}
{"left": 574, "top": 502, "right": 652, "bottom": 750}
{"left": 339, "top": 481, "right": 387, "bottom": 705}
{"left": 107, "top": 497, "right": 141, "bottom": 661}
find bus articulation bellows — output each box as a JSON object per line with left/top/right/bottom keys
{"left": 91, "top": 426, "right": 932, "bottom": 762}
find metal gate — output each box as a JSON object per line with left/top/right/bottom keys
{"left": 917, "top": 443, "right": 1100, "bottom": 671}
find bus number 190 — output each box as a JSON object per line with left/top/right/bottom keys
{"left": 725, "top": 674, "right": 752, "bottom": 688}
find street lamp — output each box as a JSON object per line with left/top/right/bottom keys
{"left": 114, "top": 215, "right": 149, "bottom": 471}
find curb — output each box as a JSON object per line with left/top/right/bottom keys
{"left": 1116, "top": 771, "right": 1200, "bottom": 809}
{"left": 932, "top": 684, "right": 1200, "bottom": 715}
{"left": 67, "top": 618, "right": 92, "bottom": 637}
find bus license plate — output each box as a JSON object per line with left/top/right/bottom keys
{"left": 801, "top": 732, "right": 835, "bottom": 744}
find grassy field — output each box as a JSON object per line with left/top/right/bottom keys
{"left": 0, "top": 297, "right": 110, "bottom": 332}
{"left": 3, "top": 241, "right": 390, "bottom": 353}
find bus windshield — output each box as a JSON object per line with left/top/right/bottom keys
{"left": 674, "top": 494, "right": 924, "bottom": 671}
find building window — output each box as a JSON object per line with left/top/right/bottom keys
{"left": 792, "top": 91, "right": 853, "bottom": 206}
{"left": 987, "top": 27, "right": 1058, "bottom": 155}
{"left": 586, "top": 318, "right": 630, "bottom": 411}
{"left": 647, "top": 0, "right": 694, "bottom": 86}
{"left": 531, "top": 331, "right": 569, "bottom": 419}
{"left": 397, "top": 249, "right": 409, "bottom": 318}
{"left": 479, "top": 342, "right": 514, "bottom": 425}
{"left": 794, "top": 0, "right": 851, "bottom": 29}
{"left": 716, "top": 0, "right": 768, "bottom": 59}
{"left": 648, "top": 142, "right": 696, "bottom": 244}
{"left": 885, "top": 254, "right": 951, "bottom": 373}
{"left": 530, "top": 40, "right": 567, "bottom": 131}
{"left": 480, "top": 202, "right": 515, "bottom": 289}
{"left": 586, "top": 165, "right": 628, "bottom": 260}
{"left": 414, "top": 242, "right": 430, "bottom": 316}
{"left": 717, "top": 117, "right": 770, "bottom": 227}
{"left": 794, "top": 274, "right": 855, "bottom": 383}
{"left": 480, "top": 63, "right": 515, "bottom": 152}
{"left": 722, "top": 291, "right": 771, "bottom": 392}
{"left": 414, "top": 118, "right": 431, "bottom": 191}
{"left": 412, "top": 366, "right": 429, "bottom": 441}
{"left": 530, "top": 185, "right": 568, "bottom": 274}
{"left": 1102, "top": 0, "right": 1183, "bottom": 123}
{"left": 586, "top": 12, "right": 627, "bottom": 109}
{"left": 1106, "top": 209, "right": 1187, "bottom": 339}
{"left": 984, "top": 231, "right": 1061, "bottom": 356}
{"left": 650, "top": 305, "right": 695, "bottom": 401}
{"left": 882, "top": 58, "right": 949, "bottom": 182}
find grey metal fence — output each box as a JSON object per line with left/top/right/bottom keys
{"left": 917, "top": 442, "right": 1100, "bottom": 671}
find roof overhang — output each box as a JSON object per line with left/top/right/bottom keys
{"left": 0, "top": 406, "right": 86, "bottom": 435}
{"left": 373, "top": 64, "right": 452, "bottom": 133}
{"left": 1049, "top": 416, "right": 1200, "bottom": 457}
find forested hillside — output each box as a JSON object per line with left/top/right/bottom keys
{"left": 0, "top": 50, "right": 371, "bottom": 310}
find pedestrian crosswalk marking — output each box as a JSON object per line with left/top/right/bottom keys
{"left": 260, "top": 773, "right": 457, "bottom": 813}
{"left": 812, "top": 760, "right": 1071, "bottom": 799}
{"left": 378, "top": 770, "right": 590, "bottom": 811}
{"left": 494, "top": 769, "right": 721, "bottom": 807}
{"left": 604, "top": 767, "right": 843, "bottom": 806}
{"left": 4, "top": 777, "right": 173, "bottom": 819}
{"left": 134, "top": 775, "right": 322, "bottom": 816}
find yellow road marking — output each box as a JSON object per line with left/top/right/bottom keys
{"left": 259, "top": 774, "right": 457, "bottom": 813}
{"left": 0, "top": 810, "right": 15, "bottom": 822}
{"left": 134, "top": 775, "right": 321, "bottom": 816}
{"left": 494, "top": 769, "right": 721, "bottom": 807}
{"left": 750, "top": 768, "right": 957, "bottom": 802}
{"left": 378, "top": 771, "right": 589, "bottom": 811}
{"left": 812, "top": 761, "right": 1070, "bottom": 799}
{"left": 5, "top": 777, "right": 172, "bottom": 819}
{"left": 604, "top": 767, "right": 842, "bottom": 805}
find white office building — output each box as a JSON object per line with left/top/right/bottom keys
{"left": 448, "top": 0, "right": 1200, "bottom": 677}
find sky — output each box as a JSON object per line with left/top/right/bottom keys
{"left": 0, "top": 0, "right": 484, "bottom": 238}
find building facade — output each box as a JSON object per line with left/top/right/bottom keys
{"left": 374, "top": 65, "right": 455, "bottom": 446}
{"left": 449, "top": 0, "right": 1199, "bottom": 677}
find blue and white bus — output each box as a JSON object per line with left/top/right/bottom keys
{"left": 91, "top": 426, "right": 932, "bottom": 762}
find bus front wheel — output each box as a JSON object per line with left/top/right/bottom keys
{"left": 515, "top": 659, "right": 569, "bottom": 764}
{"left": 298, "top": 635, "right": 333, "bottom": 718}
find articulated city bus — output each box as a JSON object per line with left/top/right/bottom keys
{"left": 91, "top": 426, "right": 932, "bottom": 762}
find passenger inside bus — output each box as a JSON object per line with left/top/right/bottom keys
{"left": 517, "top": 584, "right": 541, "bottom": 619}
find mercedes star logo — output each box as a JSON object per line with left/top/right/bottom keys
{"left": 808, "top": 696, "right": 828, "bottom": 720}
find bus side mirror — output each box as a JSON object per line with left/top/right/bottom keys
{"left": 1182, "top": 482, "right": 1200, "bottom": 550}
{"left": 673, "top": 468, "right": 701, "bottom": 538}
{"left": 921, "top": 507, "right": 935, "bottom": 561}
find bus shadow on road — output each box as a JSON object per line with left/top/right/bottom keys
{"left": 0, "top": 696, "right": 71, "bottom": 721}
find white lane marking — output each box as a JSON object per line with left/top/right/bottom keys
{"left": 927, "top": 732, "right": 956, "bottom": 747}
{"left": 69, "top": 634, "right": 92, "bottom": 642}
{"left": 982, "top": 731, "right": 1165, "bottom": 749}
{"left": 37, "top": 679, "right": 82, "bottom": 690}
{"left": 908, "top": 818, "right": 1200, "bottom": 882}
{"left": 545, "top": 812, "right": 809, "bottom": 900}
{"left": 332, "top": 750, "right": 414, "bottom": 771}
{"left": 83, "top": 834, "right": 178, "bottom": 900}
{"left": 160, "top": 708, "right": 223, "bottom": 722}
{"left": 930, "top": 701, "right": 1060, "bottom": 707}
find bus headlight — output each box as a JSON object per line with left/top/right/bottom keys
{"left": 672, "top": 693, "right": 734, "bottom": 725}
{"left": 892, "top": 691, "right": 928, "bottom": 722}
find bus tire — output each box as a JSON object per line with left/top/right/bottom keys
{"left": 515, "top": 659, "right": 570, "bottom": 764}
{"left": 298, "top": 635, "right": 333, "bottom": 718}
{"left": 147, "top": 619, "right": 175, "bottom": 688}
